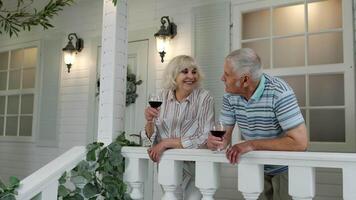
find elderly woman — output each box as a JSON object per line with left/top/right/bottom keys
{"left": 143, "top": 55, "right": 214, "bottom": 199}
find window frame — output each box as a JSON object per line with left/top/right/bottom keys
{"left": 232, "top": 0, "right": 355, "bottom": 152}
{"left": 0, "top": 41, "right": 41, "bottom": 142}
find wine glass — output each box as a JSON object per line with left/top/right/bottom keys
{"left": 148, "top": 93, "right": 162, "bottom": 109}
{"left": 210, "top": 121, "right": 226, "bottom": 152}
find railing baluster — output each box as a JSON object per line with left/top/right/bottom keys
{"left": 238, "top": 163, "right": 264, "bottom": 200}
{"left": 124, "top": 158, "right": 148, "bottom": 200}
{"left": 289, "top": 166, "right": 315, "bottom": 200}
{"left": 195, "top": 161, "right": 220, "bottom": 200}
{"left": 158, "top": 160, "right": 183, "bottom": 200}
{"left": 40, "top": 179, "right": 59, "bottom": 200}
{"left": 343, "top": 165, "right": 356, "bottom": 200}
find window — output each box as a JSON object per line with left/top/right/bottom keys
{"left": 233, "top": 0, "right": 354, "bottom": 152}
{"left": 0, "top": 46, "right": 38, "bottom": 139}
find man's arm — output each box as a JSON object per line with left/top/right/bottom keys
{"left": 226, "top": 123, "right": 308, "bottom": 164}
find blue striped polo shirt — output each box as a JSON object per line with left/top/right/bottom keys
{"left": 220, "top": 73, "right": 304, "bottom": 175}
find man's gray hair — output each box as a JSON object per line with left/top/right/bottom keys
{"left": 225, "top": 48, "right": 263, "bottom": 81}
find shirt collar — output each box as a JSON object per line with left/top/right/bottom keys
{"left": 250, "top": 74, "right": 266, "bottom": 101}
{"left": 168, "top": 89, "right": 195, "bottom": 103}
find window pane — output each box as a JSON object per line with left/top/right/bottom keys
{"left": 308, "top": 0, "right": 342, "bottom": 32}
{"left": 7, "top": 95, "right": 19, "bottom": 114}
{"left": 279, "top": 75, "right": 306, "bottom": 106}
{"left": 309, "top": 74, "right": 344, "bottom": 106}
{"left": 21, "top": 94, "right": 34, "bottom": 114}
{"left": 10, "top": 49, "right": 23, "bottom": 69}
{"left": 5, "top": 116, "right": 18, "bottom": 136}
{"left": 242, "top": 40, "right": 270, "bottom": 69}
{"left": 273, "top": 4, "right": 304, "bottom": 36}
{"left": 0, "top": 72, "right": 7, "bottom": 90}
{"left": 0, "top": 51, "right": 8, "bottom": 70}
{"left": 22, "top": 68, "right": 36, "bottom": 89}
{"left": 310, "top": 109, "right": 345, "bottom": 142}
{"left": 0, "top": 117, "right": 3, "bottom": 135}
{"left": 242, "top": 9, "right": 270, "bottom": 39}
{"left": 19, "top": 116, "right": 32, "bottom": 136}
{"left": 273, "top": 36, "right": 305, "bottom": 68}
{"left": 9, "top": 70, "right": 21, "bottom": 89}
{"left": 24, "top": 48, "right": 37, "bottom": 68}
{"left": 0, "top": 96, "right": 5, "bottom": 114}
{"left": 308, "top": 32, "right": 343, "bottom": 65}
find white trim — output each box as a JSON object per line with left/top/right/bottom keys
{"left": 232, "top": 0, "right": 355, "bottom": 152}
{"left": 0, "top": 40, "right": 40, "bottom": 142}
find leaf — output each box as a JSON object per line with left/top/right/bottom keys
{"left": 59, "top": 172, "right": 67, "bottom": 184}
{"left": 8, "top": 177, "right": 19, "bottom": 188}
{"left": 83, "top": 183, "right": 99, "bottom": 198}
{"left": 0, "top": 194, "right": 16, "bottom": 200}
{"left": 58, "top": 185, "right": 71, "bottom": 197}
{"left": 86, "top": 150, "right": 96, "bottom": 162}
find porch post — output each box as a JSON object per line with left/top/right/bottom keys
{"left": 289, "top": 166, "right": 315, "bottom": 200}
{"left": 342, "top": 165, "right": 356, "bottom": 200}
{"left": 158, "top": 160, "right": 183, "bottom": 200}
{"left": 238, "top": 163, "right": 264, "bottom": 200}
{"left": 98, "top": 0, "right": 128, "bottom": 145}
{"left": 124, "top": 158, "right": 148, "bottom": 200}
{"left": 195, "top": 161, "right": 220, "bottom": 200}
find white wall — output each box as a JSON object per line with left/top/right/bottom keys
{"left": 0, "top": 0, "right": 352, "bottom": 199}
{"left": 0, "top": 0, "right": 102, "bottom": 182}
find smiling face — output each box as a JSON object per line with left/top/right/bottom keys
{"left": 175, "top": 67, "right": 199, "bottom": 93}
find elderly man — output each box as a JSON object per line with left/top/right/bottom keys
{"left": 207, "top": 48, "right": 307, "bottom": 200}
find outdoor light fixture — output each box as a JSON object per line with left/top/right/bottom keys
{"left": 62, "top": 33, "right": 84, "bottom": 73}
{"left": 154, "top": 16, "right": 177, "bottom": 63}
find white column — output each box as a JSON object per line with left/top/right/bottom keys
{"left": 158, "top": 160, "right": 183, "bottom": 200}
{"left": 123, "top": 158, "right": 148, "bottom": 200}
{"left": 195, "top": 161, "right": 220, "bottom": 200}
{"left": 343, "top": 166, "right": 356, "bottom": 200}
{"left": 238, "top": 164, "right": 264, "bottom": 200}
{"left": 289, "top": 166, "right": 315, "bottom": 200}
{"left": 40, "top": 179, "right": 59, "bottom": 200}
{"left": 98, "top": 0, "right": 128, "bottom": 145}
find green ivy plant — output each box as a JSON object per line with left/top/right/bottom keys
{"left": 0, "top": 177, "right": 20, "bottom": 200}
{"left": 0, "top": 0, "right": 118, "bottom": 37}
{"left": 57, "top": 133, "right": 139, "bottom": 200}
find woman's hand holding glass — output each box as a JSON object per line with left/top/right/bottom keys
{"left": 145, "top": 93, "right": 162, "bottom": 122}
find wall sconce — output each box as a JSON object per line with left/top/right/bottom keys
{"left": 62, "top": 33, "right": 84, "bottom": 73}
{"left": 154, "top": 16, "right": 177, "bottom": 63}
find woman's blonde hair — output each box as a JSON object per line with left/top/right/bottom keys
{"left": 162, "top": 55, "right": 204, "bottom": 90}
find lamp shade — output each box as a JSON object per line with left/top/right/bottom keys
{"left": 63, "top": 51, "right": 76, "bottom": 66}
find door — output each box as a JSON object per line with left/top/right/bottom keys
{"left": 125, "top": 40, "right": 149, "bottom": 139}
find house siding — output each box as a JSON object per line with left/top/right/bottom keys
{"left": 0, "top": 1, "right": 353, "bottom": 199}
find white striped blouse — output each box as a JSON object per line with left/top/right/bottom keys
{"left": 143, "top": 88, "right": 215, "bottom": 149}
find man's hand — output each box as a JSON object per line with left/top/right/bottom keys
{"left": 226, "top": 141, "right": 254, "bottom": 164}
{"left": 147, "top": 141, "right": 166, "bottom": 162}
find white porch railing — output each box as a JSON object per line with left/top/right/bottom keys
{"left": 16, "top": 146, "right": 86, "bottom": 200}
{"left": 122, "top": 147, "right": 356, "bottom": 200}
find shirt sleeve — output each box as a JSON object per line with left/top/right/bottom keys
{"left": 140, "top": 123, "right": 159, "bottom": 146}
{"left": 274, "top": 90, "right": 305, "bottom": 131}
{"left": 219, "top": 94, "right": 236, "bottom": 126}
{"left": 181, "top": 96, "right": 215, "bottom": 149}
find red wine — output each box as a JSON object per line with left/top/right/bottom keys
{"left": 211, "top": 130, "right": 226, "bottom": 138}
{"left": 149, "top": 101, "right": 162, "bottom": 108}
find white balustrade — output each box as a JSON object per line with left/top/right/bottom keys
{"left": 124, "top": 157, "right": 149, "bottom": 200}
{"left": 121, "top": 147, "right": 356, "bottom": 200}
{"left": 17, "top": 146, "right": 86, "bottom": 200}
